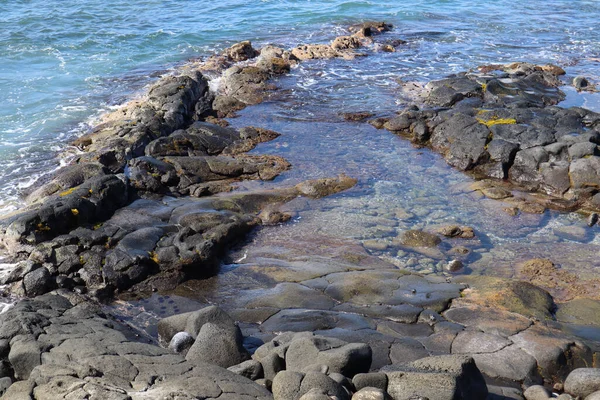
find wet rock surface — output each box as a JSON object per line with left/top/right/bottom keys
{"left": 0, "top": 175, "right": 357, "bottom": 301}
{"left": 378, "top": 62, "right": 600, "bottom": 213}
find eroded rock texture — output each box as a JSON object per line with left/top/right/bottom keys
{"left": 380, "top": 62, "right": 600, "bottom": 212}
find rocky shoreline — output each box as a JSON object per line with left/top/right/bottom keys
{"left": 1, "top": 22, "right": 600, "bottom": 399}
{"left": 376, "top": 62, "right": 600, "bottom": 216}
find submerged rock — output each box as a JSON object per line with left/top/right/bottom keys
{"left": 573, "top": 76, "right": 591, "bottom": 91}
{"left": 445, "top": 259, "right": 464, "bottom": 273}
{"left": 397, "top": 230, "right": 441, "bottom": 248}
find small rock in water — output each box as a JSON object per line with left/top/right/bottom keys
{"left": 450, "top": 246, "right": 470, "bottom": 255}
{"left": 368, "top": 117, "right": 388, "bottom": 129}
{"left": 437, "top": 225, "right": 475, "bottom": 239}
{"left": 446, "top": 259, "right": 464, "bottom": 273}
{"left": 341, "top": 111, "right": 374, "bottom": 122}
{"left": 438, "top": 225, "right": 462, "bottom": 237}
{"left": 587, "top": 213, "right": 599, "bottom": 227}
{"left": 573, "top": 76, "right": 590, "bottom": 90}
{"left": 398, "top": 230, "right": 441, "bottom": 248}
{"left": 480, "top": 187, "right": 513, "bottom": 200}
{"left": 503, "top": 207, "right": 519, "bottom": 216}
{"left": 258, "top": 209, "right": 292, "bottom": 225}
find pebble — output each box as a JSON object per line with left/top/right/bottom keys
{"left": 450, "top": 246, "right": 470, "bottom": 255}
{"left": 503, "top": 207, "right": 519, "bottom": 216}
{"left": 446, "top": 259, "right": 464, "bottom": 273}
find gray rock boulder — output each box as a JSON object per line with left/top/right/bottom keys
{"left": 185, "top": 305, "right": 239, "bottom": 337}
{"left": 272, "top": 370, "right": 304, "bottom": 400}
{"left": 285, "top": 335, "right": 372, "bottom": 378}
{"left": 352, "top": 387, "right": 392, "bottom": 400}
{"left": 228, "top": 359, "right": 264, "bottom": 381}
{"left": 298, "top": 388, "right": 334, "bottom": 400}
{"left": 23, "top": 267, "right": 55, "bottom": 297}
{"left": 8, "top": 336, "right": 42, "bottom": 380}
{"left": 24, "top": 162, "right": 108, "bottom": 205}
{"left": 4, "top": 174, "right": 128, "bottom": 251}
{"left": 158, "top": 305, "right": 239, "bottom": 345}
{"left": 272, "top": 370, "right": 350, "bottom": 400}
{"left": 0, "top": 377, "right": 11, "bottom": 397}
{"left": 383, "top": 355, "right": 488, "bottom": 400}
{"left": 185, "top": 322, "right": 249, "bottom": 368}
{"left": 352, "top": 372, "right": 388, "bottom": 391}
{"left": 564, "top": 368, "right": 600, "bottom": 398}
{"left": 569, "top": 157, "right": 600, "bottom": 189}
{"left": 523, "top": 385, "right": 551, "bottom": 400}
{"left": 586, "top": 391, "right": 600, "bottom": 400}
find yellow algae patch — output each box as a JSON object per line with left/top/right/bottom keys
{"left": 476, "top": 115, "right": 517, "bottom": 127}
{"left": 36, "top": 223, "right": 51, "bottom": 232}
{"left": 71, "top": 208, "right": 79, "bottom": 216}
{"left": 149, "top": 251, "right": 160, "bottom": 264}
{"left": 481, "top": 82, "right": 487, "bottom": 92}
{"left": 59, "top": 187, "right": 77, "bottom": 197}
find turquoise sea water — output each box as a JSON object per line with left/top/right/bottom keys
{"left": 1, "top": 0, "right": 600, "bottom": 215}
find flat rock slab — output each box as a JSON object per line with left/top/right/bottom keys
{"left": 323, "top": 271, "right": 464, "bottom": 312}
{"left": 443, "top": 304, "right": 532, "bottom": 337}
{"left": 451, "top": 330, "right": 512, "bottom": 354}
{"left": 451, "top": 275, "right": 554, "bottom": 320}
{"left": 508, "top": 324, "right": 592, "bottom": 381}
{"left": 235, "top": 282, "right": 336, "bottom": 310}
{"left": 556, "top": 298, "right": 600, "bottom": 326}
{"left": 260, "top": 309, "right": 376, "bottom": 333}
{"left": 332, "top": 303, "right": 423, "bottom": 324}
{"left": 471, "top": 344, "right": 539, "bottom": 383}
